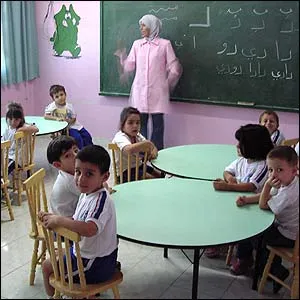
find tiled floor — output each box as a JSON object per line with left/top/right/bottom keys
{"left": 1, "top": 136, "right": 291, "bottom": 299}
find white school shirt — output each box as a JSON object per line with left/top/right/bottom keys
{"left": 1, "top": 126, "right": 17, "bottom": 160}
{"left": 271, "top": 129, "right": 285, "bottom": 146}
{"left": 225, "top": 157, "right": 268, "bottom": 192}
{"left": 268, "top": 176, "right": 299, "bottom": 240}
{"left": 111, "top": 130, "right": 146, "bottom": 176}
{"left": 72, "top": 188, "right": 118, "bottom": 259}
{"left": 44, "top": 102, "right": 83, "bottom": 130}
{"left": 49, "top": 170, "right": 80, "bottom": 217}
{"left": 295, "top": 142, "right": 299, "bottom": 156}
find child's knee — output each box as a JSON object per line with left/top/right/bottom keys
{"left": 42, "top": 259, "right": 53, "bottom": 274}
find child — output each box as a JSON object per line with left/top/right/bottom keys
{"left": 259, "top": 110, "right": 285, "bottom": 146}
{"left": 112, "top": 106, "right": 162, "bottom": 183}
{"left": 206, "top": 124, "right": 274, "bottom": 258}
{"left": 39, "top": 145, "right": 118, "bottom": 297}
{"left": 47, "top": 135, "right": 112, "bottom": 217}
{"left": 1, "top": 104, "right": 39, "bottom": 175}
{"left": 213, "top": 124, "right": 274, "bottom": 193}
{"left": 114, "top": 14, "right": 182, "bottom": 150}
{"left": 44, "top": 84, "right": 93, "bottom": 149}
{"left": 47, "top": 135, "right": 80, "bottom": 217}
{"left": 235, "top": 146, "right": 298, "bottom": 293}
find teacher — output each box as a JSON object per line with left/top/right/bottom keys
{"left": 115, "top": 14, "right": 182, "bottom": 150}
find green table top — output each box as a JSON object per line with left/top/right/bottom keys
{"left": 1, "top": 116, "right": 68, "bottom": 136}
{"left": 151, "top": 144, "right": 238, "bottom": 180}
{"left": 112, "top": 178, "right": 274, "bottom": 248}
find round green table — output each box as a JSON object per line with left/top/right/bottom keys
{"left": 1, "top": 116, "right": 68, "bottom": 136}
{"left": 151, "top": 144, "right": 238, "bottom": 181}
{"left": 112, "top": 178, "right": 274, "bottom": 299}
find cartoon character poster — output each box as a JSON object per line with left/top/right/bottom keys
{"left": 50, "top": 4, "right": 81, "bottom": 58}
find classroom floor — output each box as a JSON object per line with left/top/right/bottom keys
{"left": 1, "top": 136, "right": 292, "bottom": 299}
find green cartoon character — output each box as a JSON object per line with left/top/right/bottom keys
{"left": 50, "top": 4, "right": 81, "bottom": 57}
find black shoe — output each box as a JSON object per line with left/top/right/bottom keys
{"left": 116, "top": 260, "right": 121, "bottom": 271}
{"left": 272, "top": 266, "right": 289, "bottom": 294}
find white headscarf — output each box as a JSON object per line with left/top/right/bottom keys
{"left": 139, "top": 14, "right": 162, "bottom": 41}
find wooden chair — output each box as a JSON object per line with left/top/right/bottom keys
{"left": 258, "top": 232, "right": 299, "bottom": 299}
{"left": 281, "top": 138, "right": 299, "bottom": 148}
{"left": 39, "top": 219, "right": 123, "bottom": 299}
{"left": 23, "top": 168, "right": 48, "bottom": 285}
{"left": 13, "top": 130, "right": 36, "bottom": 205}
{"left": 108, "top": 143, "right": 149, "bottom": 185}
{"left": 1, "top": 140, "right": 14, "bottom": 221}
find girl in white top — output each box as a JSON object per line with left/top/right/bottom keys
{"left": 112, "top": 106, "right": 162, "bottom": 182}
{"left": 259, "top": 110, "right": 285, "bottom": 146}
{"left": 213, "top": 124, "right": 274, "bottom": 193}
{"left": 1, "top": 104, "right": 39, "bottom": 174}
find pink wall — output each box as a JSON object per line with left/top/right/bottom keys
{"left": 1, "top": 1, "right": 299, "bottom": 146}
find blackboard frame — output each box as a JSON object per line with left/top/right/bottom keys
{"left": 99, "top": 1, "right": 299, "bottom": 113}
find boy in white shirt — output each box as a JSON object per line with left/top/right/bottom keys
{"left": 39, "top": 145, "right": 119, "bottom": 297}
{"left": 235, "top": 146, "right": 299, "bottom": 293}
{"left": 47, "top": 135, "right": 80, "bottom": 217}
{"left": 44, "top": 84, "right": 93, "bottom": 149}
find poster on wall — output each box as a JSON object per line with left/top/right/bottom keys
{"left": 49, "top": 4, "right": 81, "bottom": 58}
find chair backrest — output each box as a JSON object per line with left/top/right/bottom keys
{"left": 108, "top": 143, "right": 148, "bottom": 185}
{"left": 292, "top": 231, "right": 299, "bottom": 261}
{"left": 14, "top": 130, "right": 36, "bottom": 171}
{"left": 23, "top": 168, "right": 48, "bottom": 238}
{"left": 1, "top": 140, "right": 11, "bottom": 186}
{"left": 281, "top": 138, "right": 299, "bottom": 148}
{"left": 39, "top": 219, "right": 88, "bottom": 289}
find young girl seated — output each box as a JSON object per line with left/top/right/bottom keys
{"left": 111, "top": 106, "right": 162, "bottom": 183}
{"left": 206, "top": 124, "right": 274, "bottom": 258}
{"left": 1, "top": 103, "right": 39, "bottom": 175}
{"left": 259, "top": 110, "right": 285, "bottom": 146}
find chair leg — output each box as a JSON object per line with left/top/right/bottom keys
{"left": 41, "top": 240, "right": 47, "bottom": 263}
{"left": 30, "top": 239, "right": 39, "bottom": 285}
{"left": 291, "top": 263, "right": 299, "bottom": 299}
{"left": 112, "top": 286, "right": 120, "bottom": 299}
{"left": 258, "top": 251, "right": 275, "bottom": 294}
{"left": 53, "top": 289, "right": 60, "bottom": 299}
{"left": 17, "top": 174, "right": 22, "bottom": 206}
{"left": 3, "top": 186, "right": 14, "bottom": 221}
{"left": 226, "top": 245, "right": 234, "bottom": 266}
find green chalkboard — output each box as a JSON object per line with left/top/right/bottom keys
{"left": 100, "top": 1, "right": 299, "bottom": 112}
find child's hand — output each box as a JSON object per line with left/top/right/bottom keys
{"left": 213, "top": 179, "right": 227, "bottom": 190}
{"left": 227, "top": 177, "right": 237, "bottom": 184}
{"left": 266, "top": 175, "right": 281, "bottom": 189}
{"left": 236, "top": 196, "right": 247, "bottom": 206}
{"left": 39, "top": 212, "right": 59, "bottom": 229}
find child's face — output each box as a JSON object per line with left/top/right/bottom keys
{"left": 52, "top": 91, "right": 66, "bottom": 106}
{"left": 75, "top": 159, "right": 109, "bottom": 194}
{"left": 260, "top": 113, "right": 278, "bottom": 135}
{"left": 267, "top": 157, "right": 297, "bottom": 186}
{"left": 140, "top": 23, "right": 150, "bottom": 38}
{"left": 8, "top": 118, "right": 21, "bottom": 129}
{"left": 55, "top": 145, "right": 79, "bottom": 175}
{"left": 122, "top": 114, "right": 141, "bottom": 138}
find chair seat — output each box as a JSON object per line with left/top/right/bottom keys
{"left": 29, "top": 224, "right": 45, "bottom": 240}
{"left": 49, "top": 271, "right": 123, "bottom": 298}
{"left": 267, "top": 245, "right": 297, "bottom": 262}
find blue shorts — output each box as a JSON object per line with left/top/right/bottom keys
{"left": 62, "top": 247, "right": 118, "bottom": 284}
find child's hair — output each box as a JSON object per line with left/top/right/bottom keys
{"left": 267, "top": 145, "right": 298, "bottom": 167}
{"left": 259, "top": 110, "right": 280, "bottom": 126}
{"left": 49, "top": 84, "right": 66, "bottom": 99}
{"left": 6, "top": 105, "right": 25, "bottom": 128}
{"left": 6, "top": 101, "right": 24, "bottom": 112}
{"left": 47, "top": 135, "right": 77, "bottom": 164}
{"left": 119, "top": 106, "right": 140, "bottom": 131}
{"left": 235, "top": 124, "right": 274, "bottom": 160}
{"left": 76, "top": 145, "right": 110, "bottom": 174}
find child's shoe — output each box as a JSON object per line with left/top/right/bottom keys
{"left": 204, "top": 247, "right": 220, "bottom": 258}
{"left": 272, "top": 265, "right": 289, "bottom": 294}
{"left": 230, "top": 257, "right": 253, "bottom": 275}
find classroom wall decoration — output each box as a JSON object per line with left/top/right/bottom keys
{"left": 100, "top": 1, "right": 299, "bottom": 112}
{"left": 50, "top": 4, "right": 81, "bottom": 58}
